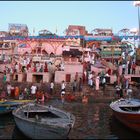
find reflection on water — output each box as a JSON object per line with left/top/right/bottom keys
{"left": 0, "top": 114, "right": 15, "bottom": 139}
{"left": 0, "top": 100, "right": 140, "bottom": 139}
{"left": 62, "top": 102, "right": 113, "bottom": 139}
{"left": 12, "top": 125, "right": 29, "bottom": 139}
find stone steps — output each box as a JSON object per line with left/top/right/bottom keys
{"left": 2, "top": 81, "right": 116, "bottom": 97}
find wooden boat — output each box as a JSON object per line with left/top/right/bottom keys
{"left": 12, "top": 103, "right": 75, "bottom": 139}
{"left": 110, "top": 98, "right": 140, "bottom": 133}
{"left": 0, "top": 100, "right": 33, "bottom": 115}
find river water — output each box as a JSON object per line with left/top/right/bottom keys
{"left": 0, "top": 99, "right": 140, "bottom": 139}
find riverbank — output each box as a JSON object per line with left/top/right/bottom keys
{"left": 1, "top": 78, "right": 140, "bottom": 104}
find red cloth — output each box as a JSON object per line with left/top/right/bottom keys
{"left": 11, "top": 89, "right": 15, "bottom": 97}
{"left": 44, "top": 67, "right": 48, "bottom": 72}
{"left": 65, "top": 94, "right": 75, "bottom": 102}
{"left": 33, "top": 67, "right": 36, "bottom": 72}
{"left": 108, "top": 69, "right": 111, "bottom": 75}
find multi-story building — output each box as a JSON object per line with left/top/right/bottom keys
{"left": 9, "top": 23, "right": 29, "bottom": 37}
{"left": 100, "top": 44, "right": 122, "bottom": 62}
{"left": 92, "top": 28, "right": 113, "bottom": 36}
{"left": 0, "top": 24, "right": 136, "bottom": 84}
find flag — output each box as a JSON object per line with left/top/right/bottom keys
{"left": 56, "top": 26, "right": 57, "bottom": 34}
{"left": 33, "top": 28, "right": 35, "bottom": 36}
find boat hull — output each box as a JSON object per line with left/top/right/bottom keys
{"left": 110, "top": 99, "right": 140, "bottom": 133}
{"left": 112, "top": 110, "right": 140, "bottom": 133}
{"left": 14, "top": 116, "right": 71, "bottom": 139}
{"left": 13, "top": 103, "right": 75, "bottom": 139}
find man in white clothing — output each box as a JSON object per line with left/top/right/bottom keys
{"left": 7, "top": 83, "right": 12, "bottom": 96}
{"left": 127, "top": 85, "right": 132, "bottom": 100}
{"left": 50, "top": 81, "right": 54, "bottom": 94}
{"left": 31, "top": 85, "right": 37, "bottom": 99}
{"left": 61, "top": 80, "right": 66, "bottom": 92}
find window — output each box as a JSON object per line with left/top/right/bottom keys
{"left": 66, "top": 74, "right": 71, "bottom": 82}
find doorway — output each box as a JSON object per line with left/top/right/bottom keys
{"left": 33, "top": 74, "right": 43, "bottom": 83}
{"left": 66, "top": 74, "right": 71, "bottom": 82}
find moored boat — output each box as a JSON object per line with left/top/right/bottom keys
{"left": 110, "top": 98, "right": 140, "bottom": 133}
{"left": 0, "top": 100, "right": 33, "bottom": 115}
{"left": 12, "top": 103, "right": 75, "bottom": 139}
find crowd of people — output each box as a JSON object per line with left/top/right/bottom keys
{"left": 1, "top": 59, "right": 137, "bottom": 105}
{"left": 3, "top": 55, "right": 65, "bottom": 78}
{"left": 1, "top": 47, "right": 139, "bottom": 105}
{"left": 0, "top": 76, "right": 89, "bottom": 104}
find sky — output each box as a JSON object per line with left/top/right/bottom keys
{"left": 0, "top": 1, "right": 139, "bottom": 36}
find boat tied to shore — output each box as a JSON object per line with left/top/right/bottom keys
{"left": 110, "top": 98, "right": 140, "bottom": 133}
{"left": 12, "top": 103, "right": 75, "bottom": 139}
{"left": 0, "top": 99, "right": 33, "bottom": 115}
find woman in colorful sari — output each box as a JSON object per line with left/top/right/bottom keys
{"left": 14, "top": 86, "right": 20, "bottom": 99}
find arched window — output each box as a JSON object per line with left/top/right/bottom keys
{"left": 23, "top": 52, "right": 29, "bottom": 56}
{"left": 50, "top": 52, "right": 55, "bottom": 57}
{"left": 37, "top": 47, "right": 41, "bottom": 54}
{"left": 42, "top": 50, "right": 48, "bottom": 55}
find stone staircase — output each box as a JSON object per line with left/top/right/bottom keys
{"left": 1, "top": 80, "right": 117, "bottom": 101}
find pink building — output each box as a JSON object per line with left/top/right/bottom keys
{"left": 16, "top": 38, "right": 65, "bottom": 56}
{"left": 55, "top": 62, "right": 83, "bottom": 83}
